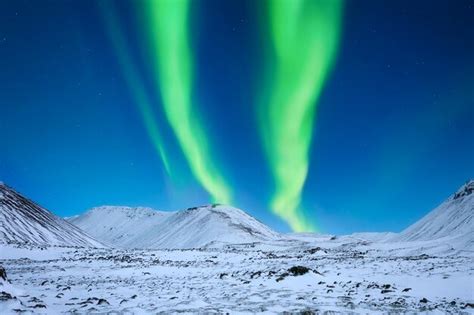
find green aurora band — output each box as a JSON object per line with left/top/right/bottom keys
{"left": 144, "top": 0, "right": 232, "bottom": 204}
{"left": 100, "top": 2, "right": 171, "bottom": 175}
{"left": 260, "top": 0, "right": 343, "bottom": 231}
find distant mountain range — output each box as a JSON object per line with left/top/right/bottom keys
{"left": 0, "top": 182, "right": 104, "bottom": 248}
{"left": 1, "top": 180, "right": 472, "bottom": 250}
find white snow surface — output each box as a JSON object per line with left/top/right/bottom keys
{"left": 68, "top": 204, "right": 280, "bottom": 249}
{"left": 0, "top": 237, "right": 472, "bottom": 314}
{"left": 0, "top": 183, "right": 104, "bottom": 248}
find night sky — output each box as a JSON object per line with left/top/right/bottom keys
{"left": 1, "top": 0, "right": 473, "bottom": 234}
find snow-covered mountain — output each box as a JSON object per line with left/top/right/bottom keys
{"left": 67, "top": 206, "right": 171, "bottom": 248}
{"left": 68, "top": 204, "right": 280, "bottom": 249}
{"left": 0, "top": 183, "right": 104, "bottom": 248}
{"left": 391, "top": 180, "right": 473, "bottom": 249}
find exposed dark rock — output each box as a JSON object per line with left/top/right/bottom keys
{"left": 0, "top": 266, "right": 7, "bottom": 281}
{"left": 32, "top": 304, "right": 46, "bottom": 308}
{"left": 0, "top": 291, "right": 15, "bottom": 301}
{"left": 304, "top": 247, "right": 326, "bottom": 254}
{"left": 97, "top": 298, "right": 109, "bottom": 305}
{"left": 276, "top": 272, "right": 289, "bottom": 282}
{"left": 28, "top": 297, "right": 42, "bottom": 303}
{"left": 288, "top": 266, "right": 310, "bottom": 276}
{"left": 453, "top": 180, "right": 474, "bottom": 199}
{"left": 219, "top": 273, "right": 228, "bottom": 279}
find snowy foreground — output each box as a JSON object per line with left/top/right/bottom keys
{"left": 1, "top": 235, "right": 473, "bottom": 314}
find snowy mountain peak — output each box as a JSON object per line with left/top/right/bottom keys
{"left": 0, "top": 184, "right": 104, "bottom": 247}
{"left": 452, "top": 179, "right": 474, "bottom": 200}
{"left": 69, "top": 204, "right": 280, "bottom": 249}
{"left": 87, "top": 205, "right": 168, "bottom": 219}
{"left": 393, "top": 181, "right": 474, "bottom": 246}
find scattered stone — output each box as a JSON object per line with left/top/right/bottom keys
{"left": 276, "top": 272, "right": 289, "bottom": 282}
{"left": 0, "top": 291, "right": 15, "bottom": 301}
{"left": 32, "top": 304, "right": 46, "bottom": 309}
{"left": 219, "top": 273, "right": 228, "bottom": 279}
{"left": 97, "top": 298, "right": 109, "bottom": 305}
{"left": 28, "top": 297, "right": 42, "bottom": 303}
{"left": 0, "top": 266, "right": 7, "bottom": 281}
{"left": 305, "top": 247, "right": 324, "bottom": 254}
{"left": 420, "top": 298, "right": 429, "bottom": 303}
{"left": 381, "top": 289, "right": 394, "bottom": 294}
{"left": 288, "top": 266, "right": 310, "bottom": 276}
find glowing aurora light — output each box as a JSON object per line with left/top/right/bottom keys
{"left": 259, "top": 0, "right": 343, "bottom": 231}
{"left": 100, "top": 2, "right": 170, "bottom": 174}
{"left": 144, "top": 0, "right": 232, "bottom": 204}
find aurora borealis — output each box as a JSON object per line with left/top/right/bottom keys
{"left": 99, "top": 1, "right": 171, "bottom": 175}
{"left": 0, "top": 0, "right": 472, "bottom": 234}
{"left": 259, "top": 0, "right": 343, "bottom": 231}
{"left": 143, "top": 0, "right": 232, "bottom": 205}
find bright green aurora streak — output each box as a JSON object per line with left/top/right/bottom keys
{"left": 144, "top": 0, "right": 232, "bottom": 204}
{"left": 260, "top": 0, "right": 343, "bottom": 231}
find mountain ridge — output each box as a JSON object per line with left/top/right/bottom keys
{"left": 0, "top": 183, "right": 105, "bottom": 248}
{"left": 390, "top": 180, "right": 473, "bottom": 249}
{"left": 68, "top": 204, "right": 280, "bottom": 249}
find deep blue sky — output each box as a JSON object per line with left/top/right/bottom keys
{"left": 0, "top": 0, "right": 472, "bottom": 234}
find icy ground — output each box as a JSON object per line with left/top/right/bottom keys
{"left": 1, "top": 236, "right": 473, "bottom": 314}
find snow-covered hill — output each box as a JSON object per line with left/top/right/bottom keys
{"left": 68, "top": 205, "right": 280, "bottom": 249}
{"left": 391, "top": 180, "right": 474, "bottom": 250}
{"left": 67, "top": 206, "right": 171, "bottom": 248}
{"left": 0, "top": 183, "right": 104, "bottom": 248}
